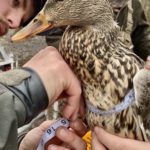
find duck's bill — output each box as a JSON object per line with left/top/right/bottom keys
{"left": 11, "top": 13, "right": 52, "bottom": 42}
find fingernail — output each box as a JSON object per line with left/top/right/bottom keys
{"left": 48, "top": 145, "right": 58, "bottom": 150}
{"left": 59, "top": 128, "right": 67, "bottom": 138}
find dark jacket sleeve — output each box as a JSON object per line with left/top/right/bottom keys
{"left": 0, "top": 68, "right": 48, "bottom": 150}
{"left": 131, "top": 0, "right": 150, "bottom": 60}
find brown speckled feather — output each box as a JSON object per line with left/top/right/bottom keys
{"left": 59, "top": 24, "right": 144, "bottom": 139}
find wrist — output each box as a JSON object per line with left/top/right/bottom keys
{"left": 8, "top": 67, "right": 49, "bottom": 123}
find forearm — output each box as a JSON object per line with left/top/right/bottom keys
{"left": 0, "top": 68, "right": 48, "bottom": 150}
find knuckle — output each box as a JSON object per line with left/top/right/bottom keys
{"left": 45, "top": 46, "right": 57, "bottom": 51}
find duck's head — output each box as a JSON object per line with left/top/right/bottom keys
{"left": 12, "top": 0, "right": 114, "bottom": 42}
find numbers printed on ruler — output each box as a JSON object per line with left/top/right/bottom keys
{"left": 37, "top": 118, "right": 70, "bottom": 150}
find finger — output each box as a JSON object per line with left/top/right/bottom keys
{"left": 48, "top": 144, "right": 70, "bottom": 150}
{"left": 38, "top": 120, "right": 56, "bottom": 132}
{"left": 94, "top": 127, "right": 124, "bottom": 150}
{"left": 63, "top": 101, "right": 79, "bottom": 120}
{"left": 94, "top": 127, "right": 150, "bottom": 150}
{"left": 56, "top": 127, "right": 86, "bottom": 150}
{"left": 25, "top": 120, "right": 56, "bottom": 140}
{"left": 63, "top": 94, "right": 85, "bottom": 121}
{"left": 20, "top": 121, "right": 56, "bottom": 150}
{"left": 70, "top": 119, "right": 88, "bottom": 137}
{"left": 79, "top": 96, "right": 86, "bottom": 119}
{"left": 63, "top": 73, "right": 81, "bottom": 121}
{"left": 91, "top": 132, "right": 106, "bottom": 150}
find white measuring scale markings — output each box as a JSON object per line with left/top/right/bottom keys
{"left": 37, "top": 118, "right": 70, "bottom": 150}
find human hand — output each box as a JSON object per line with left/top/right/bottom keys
{"left": 24, "top": 46, "right": 82, "bottom": 120}
{"left": 19, "top": 119, "right": 87, "bottom": 150}
{"left": 92, "top": 127, "right": 150, "bottom": 150}
{"left": 47, "top": 119, "right": 88, "bottom": 150}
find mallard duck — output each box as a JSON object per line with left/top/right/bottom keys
{"left": 12, "top": 0, "right": 149, "bottom": 141}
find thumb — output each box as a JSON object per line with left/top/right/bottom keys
{"left": 91, "top": 132, "right": 106, "bottom": 150}
{"left": 94, "top": 127, "right": 150, "bottom": 150}
{"left": 94, "top": 127, "right": 123, "bottom": 150}
{"left": 19, "top": 121, "right": 55, "bottom": 150}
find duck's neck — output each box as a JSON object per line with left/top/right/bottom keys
{"left": 85, "top": 0, "right": 118, "bottom": 34}
{"left": 90, "top": 19, "right": 119, "bottom": 35}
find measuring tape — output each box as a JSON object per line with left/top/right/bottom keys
{"left": 37, "top": 118, "right": 70, "bottom": 150}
